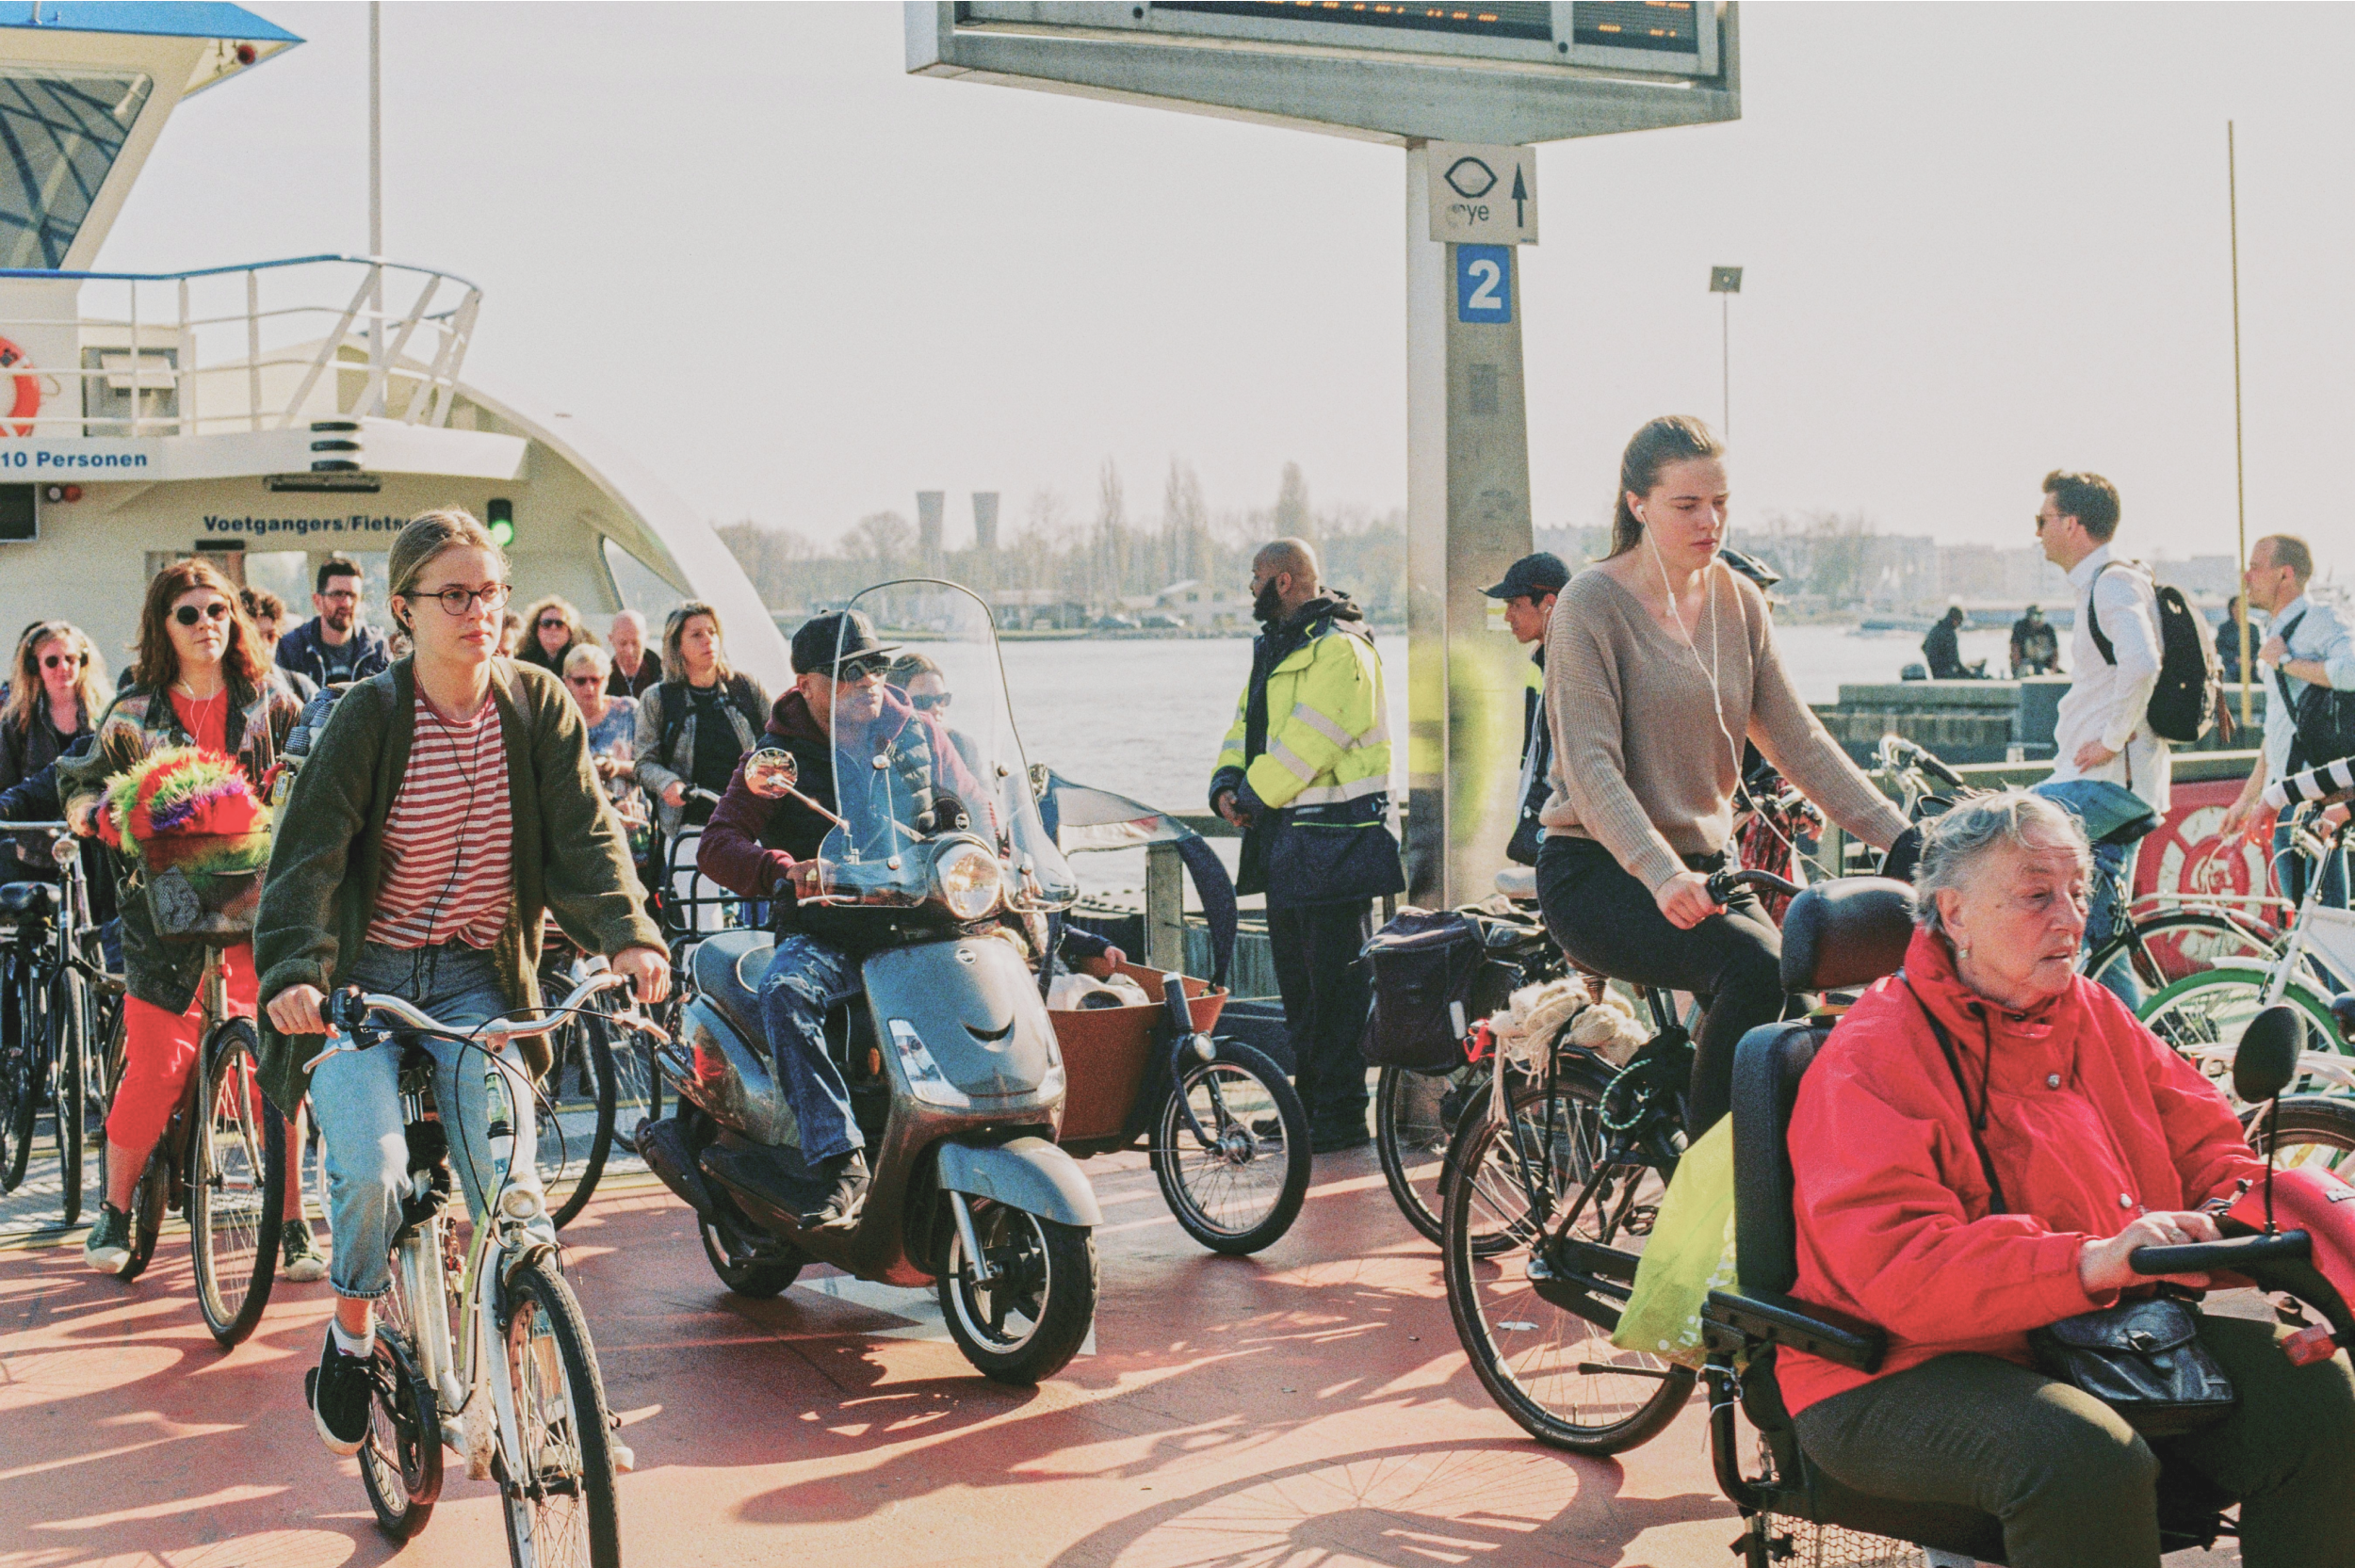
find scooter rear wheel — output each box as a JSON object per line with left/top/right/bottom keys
{"left": 700, "top": 1212, "right": 804, "bottom": 1298}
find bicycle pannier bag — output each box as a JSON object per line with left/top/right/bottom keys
{"left": 1359, "top": 909, "right": 1484, "bottom": 1072}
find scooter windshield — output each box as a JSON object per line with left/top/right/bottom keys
{"left": 814, "top": 580, "right": 1079, "bottom": 915}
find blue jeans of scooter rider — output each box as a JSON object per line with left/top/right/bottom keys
{"left": 756, "top": 933, "right": 863, "bottom": 1162}
{"left": 2031, "top": 777, "right": 2156, "bottom": 1007}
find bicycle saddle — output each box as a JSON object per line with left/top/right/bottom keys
{"left": 0, "top": 881, "right": 57, "bottom": 917}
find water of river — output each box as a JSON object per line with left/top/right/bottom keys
{"left": 1004, "top": 622, "right": 2015, "bottom": 898}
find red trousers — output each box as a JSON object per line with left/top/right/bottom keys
{"left": 106, "top": 942, "right": 257, "bottom": 1154}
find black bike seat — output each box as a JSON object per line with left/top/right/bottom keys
{"left": 0, "top": 881, "right": 58, "bottom": 917}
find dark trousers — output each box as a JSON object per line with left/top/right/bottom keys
{"left": 1534, "top": 833, "right": 1780, "bottom": 1139}
{"left": 1267, "top": 899, "right": 1373, "bottom": 1133}
{"left": 1793, "top": 1317, "right": 2355, "bottom": 1568}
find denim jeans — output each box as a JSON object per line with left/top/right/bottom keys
{"left": 310, "top": 941, "right": 557, "bottom": 1301}
{"left": 755, "top": 933, "right": 864, "bottom": 1162}
{"left": 2032, "top": 778, "right": 2158, "bottom": 1008}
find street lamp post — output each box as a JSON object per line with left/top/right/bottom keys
{"left": 1710, "top": 266, "right": 1742, "bottom": 439}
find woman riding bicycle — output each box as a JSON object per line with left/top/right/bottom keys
{"left": 1538, "top": 415, "right": 1916, "bottom": 1135}
{"left": 253, "top": 509, "right": 669, "bottom": 1458}
{"left": 60, "top": 563, "right": 312, "bottom": 1276}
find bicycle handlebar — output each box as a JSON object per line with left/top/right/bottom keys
{"left": 1705, "top": 866, "right": 1804, "bottom": 903}
{"left": 1877, "top": 735, "right": 1967, "bottom": 791}
{"left": 305, "top": 969, "right": 668, "bottom": 1071}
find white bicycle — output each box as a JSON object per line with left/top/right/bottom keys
{"left": 306, "top": 971, "right": 663, "bottom": 1566}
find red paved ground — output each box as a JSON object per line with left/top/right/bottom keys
{"left": 0, "top": 1148, "right": 2237, "bottom": 1567}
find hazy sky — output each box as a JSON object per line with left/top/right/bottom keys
{"left": 97, "top": 3, "right": 2352, "bottom": 573}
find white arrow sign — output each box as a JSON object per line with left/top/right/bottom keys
{"left": 1425, "top": 141, "right": 1537, "bottom": 246}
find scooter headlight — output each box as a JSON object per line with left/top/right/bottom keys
{"left": 934, "top": 841, "right": 1004, "bottom": 921}
{"left": 887, "top": 1019, "right": 974, "bottom": 1107}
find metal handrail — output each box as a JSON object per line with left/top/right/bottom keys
{"left": 0, "top": 254, "right": 482, "bottom": 437}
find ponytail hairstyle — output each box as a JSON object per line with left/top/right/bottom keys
{"left": 1605, "top": 414, "right": 1725, "bottom": 559}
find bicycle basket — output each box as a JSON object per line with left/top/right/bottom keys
{"left": 136, "top": 829, "right": 270, "bottom": 944}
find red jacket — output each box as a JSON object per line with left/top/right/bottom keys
{"left": 1780, "top": 925, "right": 2265, "bottom": 1414}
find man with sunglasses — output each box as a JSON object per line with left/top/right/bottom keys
{"left": 275, "top": 557, "right": 389, "bottom": 690}
{"left": 696, "top": 611, "right": 983, "bottom": 1228}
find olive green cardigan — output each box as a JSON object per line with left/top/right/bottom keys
{"left": 252, "top": 657, "right": 662, "bottom": 1115}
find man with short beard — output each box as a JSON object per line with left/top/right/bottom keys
{"left": 275, "top": 556, "right": 389, "bottom": 687}
{"left": 1210, "top": 538, "right": 1403, "bottom": 1154}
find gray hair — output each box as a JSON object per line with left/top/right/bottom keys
{"left": 1910, "top": 789, "right": 2091, "bottom": 936}
{"left": 562, "top": 642, "right": 612, "bottom": 679}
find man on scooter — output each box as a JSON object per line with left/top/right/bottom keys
{"left": 698, "top": 610, "right": 980, "bottom": 1229}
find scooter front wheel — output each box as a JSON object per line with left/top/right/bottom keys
{"left": 936, "top": 1205, "right": 1096, "bottom": 1385}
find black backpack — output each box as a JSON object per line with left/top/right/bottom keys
{"left": 2272, "top": 610, "right": 2355, "bottom": 772}
{"left": 2087, "top": 561, "right": 2219, "bottom": 746}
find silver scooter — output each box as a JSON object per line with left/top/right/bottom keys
{"left": 636, "top": 580, "right": 1102, "bottom": 1384}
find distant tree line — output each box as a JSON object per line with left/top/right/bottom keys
{"left": 718, "top": 459, "right": 1407, "bottom": 624}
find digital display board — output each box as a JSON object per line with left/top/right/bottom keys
{"left": 1571, "top": 2, "right": 1699, "bottom": 55}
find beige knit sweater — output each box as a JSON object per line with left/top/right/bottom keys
{"left": 1541, "top": 565, "right": 1908, "bottom": 892}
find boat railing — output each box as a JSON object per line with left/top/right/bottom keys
{"left": 0, "top": 254, "right": 482, "bottom": 438}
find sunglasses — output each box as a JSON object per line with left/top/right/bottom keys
{"left": 539, "top": 617, "right": 569, "bottom": 631}
{"left": 565, "top": 673, "right": 602, "bottom": 687}
{"left": 909, "top": 692, "right": 951, "bottom": 712}
{"left": 836, "top": 654, "right": 891, "bottom": 682}
{"left": 41, "top": 652, "right": 87, "bottom": 671}
{"left": 172, "top": 602, "right": 232, "bottom": 627}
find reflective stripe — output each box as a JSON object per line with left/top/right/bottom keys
{"left": 1287, "top": 701, "right": 1386, "bottom": 752}
{"left": 1265, "top": 739, "right": 1320, "bottom": 782}
{"left": 1290, "top": 774, "right": 1391, "bottom": 805}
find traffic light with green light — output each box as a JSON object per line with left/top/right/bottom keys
{"left": 487, "top": 498, "right": 514, "bottom": 546}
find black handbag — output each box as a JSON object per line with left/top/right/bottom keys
{"left": 1904, "top": 977, "right": 2236, "bottom": 1437}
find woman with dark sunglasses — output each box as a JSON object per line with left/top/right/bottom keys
{"left": 634, "top": 599, "right": 768, "bottom": 841}
{"left": 516, "top": 594, "right": 595, "bottom": 679}
{"left": 0, "top": 621, "right": 106, "bottom": 884}
{"left": 59, "top": 560, "right": 312, "bottom": 1278}
{"left": 561, "top": 642, "right": 650, "bottom": 857}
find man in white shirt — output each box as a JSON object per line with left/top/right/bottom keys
{"left": 2029, "top": 470, "right": 2168, "bottom": 1002}
{"left": 2221, "top": 533, "right": 2355, "bottom": 908}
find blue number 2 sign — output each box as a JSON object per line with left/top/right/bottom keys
{"left": 1456, "top": 244, "right": 1512, "bottom": 324}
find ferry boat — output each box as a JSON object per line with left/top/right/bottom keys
{"left": 0, "top": 3, "right": 787, "bottom": 684}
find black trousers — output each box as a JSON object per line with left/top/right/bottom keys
{"left": 1267, "top": 899, "right": 1374, "bottom": 1132}
{"left": 1534, "top": 833, "right": 1781, "bottom": 1138}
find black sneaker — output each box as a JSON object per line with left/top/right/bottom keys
{"left": 280, "top": 1220, "right": 328, "bottom": 1283}
{"left": 307, "top": 1327, "right": 372, "bottom": 1456}
{"left": 1310, "top": 1123, "right": 1371, "bottom": 1156}
{"left": 798, "top": 1150, "right": 869, "bottom": 1231}
{"left": 83, "top": 1203, "right": 132, "bottom": 1274}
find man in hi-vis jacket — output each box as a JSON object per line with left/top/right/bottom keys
{"left": 1210, "top": 539, "right": 1404, "bottom": 1154}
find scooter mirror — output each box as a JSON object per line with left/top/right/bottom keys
{"left": 743, "top": 748, "right": 799, "bottom": 799}
{"left": 2235, "top": 1004, "right": 2307, "bottom": 1106}
{"left": 2333, "top": 992, "right": 2355, "bottom": 1048}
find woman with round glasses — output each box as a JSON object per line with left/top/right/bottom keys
{"left": 253, "top": 509, "right": 669, "bottom": 1456}
{"left": 60, "top": 561, "right": 312, "bottom": 1278}
{"left": 0, "top": 621, "right": 106, "bottom": 884}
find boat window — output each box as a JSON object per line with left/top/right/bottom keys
{"left": 0, "top": 68, "right": 153, "bottom": 269}
{"left": 600, "top": 535, "right": 677, "bottom": 611}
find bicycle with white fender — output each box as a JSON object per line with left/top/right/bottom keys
{"left": 305, "top": 970, "right": 663, "bottom": 1566}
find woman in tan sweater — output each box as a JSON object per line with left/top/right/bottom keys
{"left": 1540, "top": 416, "right": 1917, "bottom": 1134}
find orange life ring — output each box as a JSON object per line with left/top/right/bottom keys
{"left": 0, "top": 338, "right": 38, "bottom": 436}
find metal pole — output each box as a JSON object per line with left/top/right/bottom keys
{"left": 368, "top": 2, "right": 383, "bottom": 412}
{"left": 2229, "top": 121, "right": 2250, "bottom": 727}
{"left": 1721, "top": 291, "right": 1730, "bottom": 440}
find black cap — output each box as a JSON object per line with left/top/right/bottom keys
{"left": 790, "top": 609, "right": 900, "bottom": 675}
{"left": 1480, "top": 551, "right": 1570, "bottom": 601}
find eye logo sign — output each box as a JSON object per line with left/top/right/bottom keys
{"left": 1444, "top": 157, "right": 1498, "bottom": 200}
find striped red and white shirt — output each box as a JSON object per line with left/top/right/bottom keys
{"left": 365, "top": 691, "right": 514, "bottom": 949}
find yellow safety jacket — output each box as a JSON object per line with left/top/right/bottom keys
{"left": 1209, "top": 598, "right": 1404, "bottom": 908}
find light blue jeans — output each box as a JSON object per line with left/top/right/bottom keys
{"left": 755, "top": 932, "right": 863, "bottom": 1162}
{"left": 310, "top": 941, "right": 557, "bottom": 1301}
{"left": 2031, "top": 777, "right": 2159, "bottom": 1008}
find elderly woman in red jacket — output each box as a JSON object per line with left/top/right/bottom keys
{"left": 1783, "top": 789, "right": 2355, "bottom": 1568}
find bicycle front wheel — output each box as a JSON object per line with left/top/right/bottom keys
{"left": 499, "top": 1253, "right": 621, "bottom": 1568}
{"left": 0, "top": 950, "right": 35, "bottom": 1193}
{"left": 50, "top": 967, "right": 85, "bottom": 1226}
{"left": 1149, "top": 1041, "right": 1309, "bottom": 1254}
{"left": 2088, "top": 910, "right": 2282, "bottom": 994}
{"left": 1441, "top": 1077, "right": 1694, "bottom": 1454}
{"left": 189, "top": 1020, "right": 284, "bottom": 1347}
